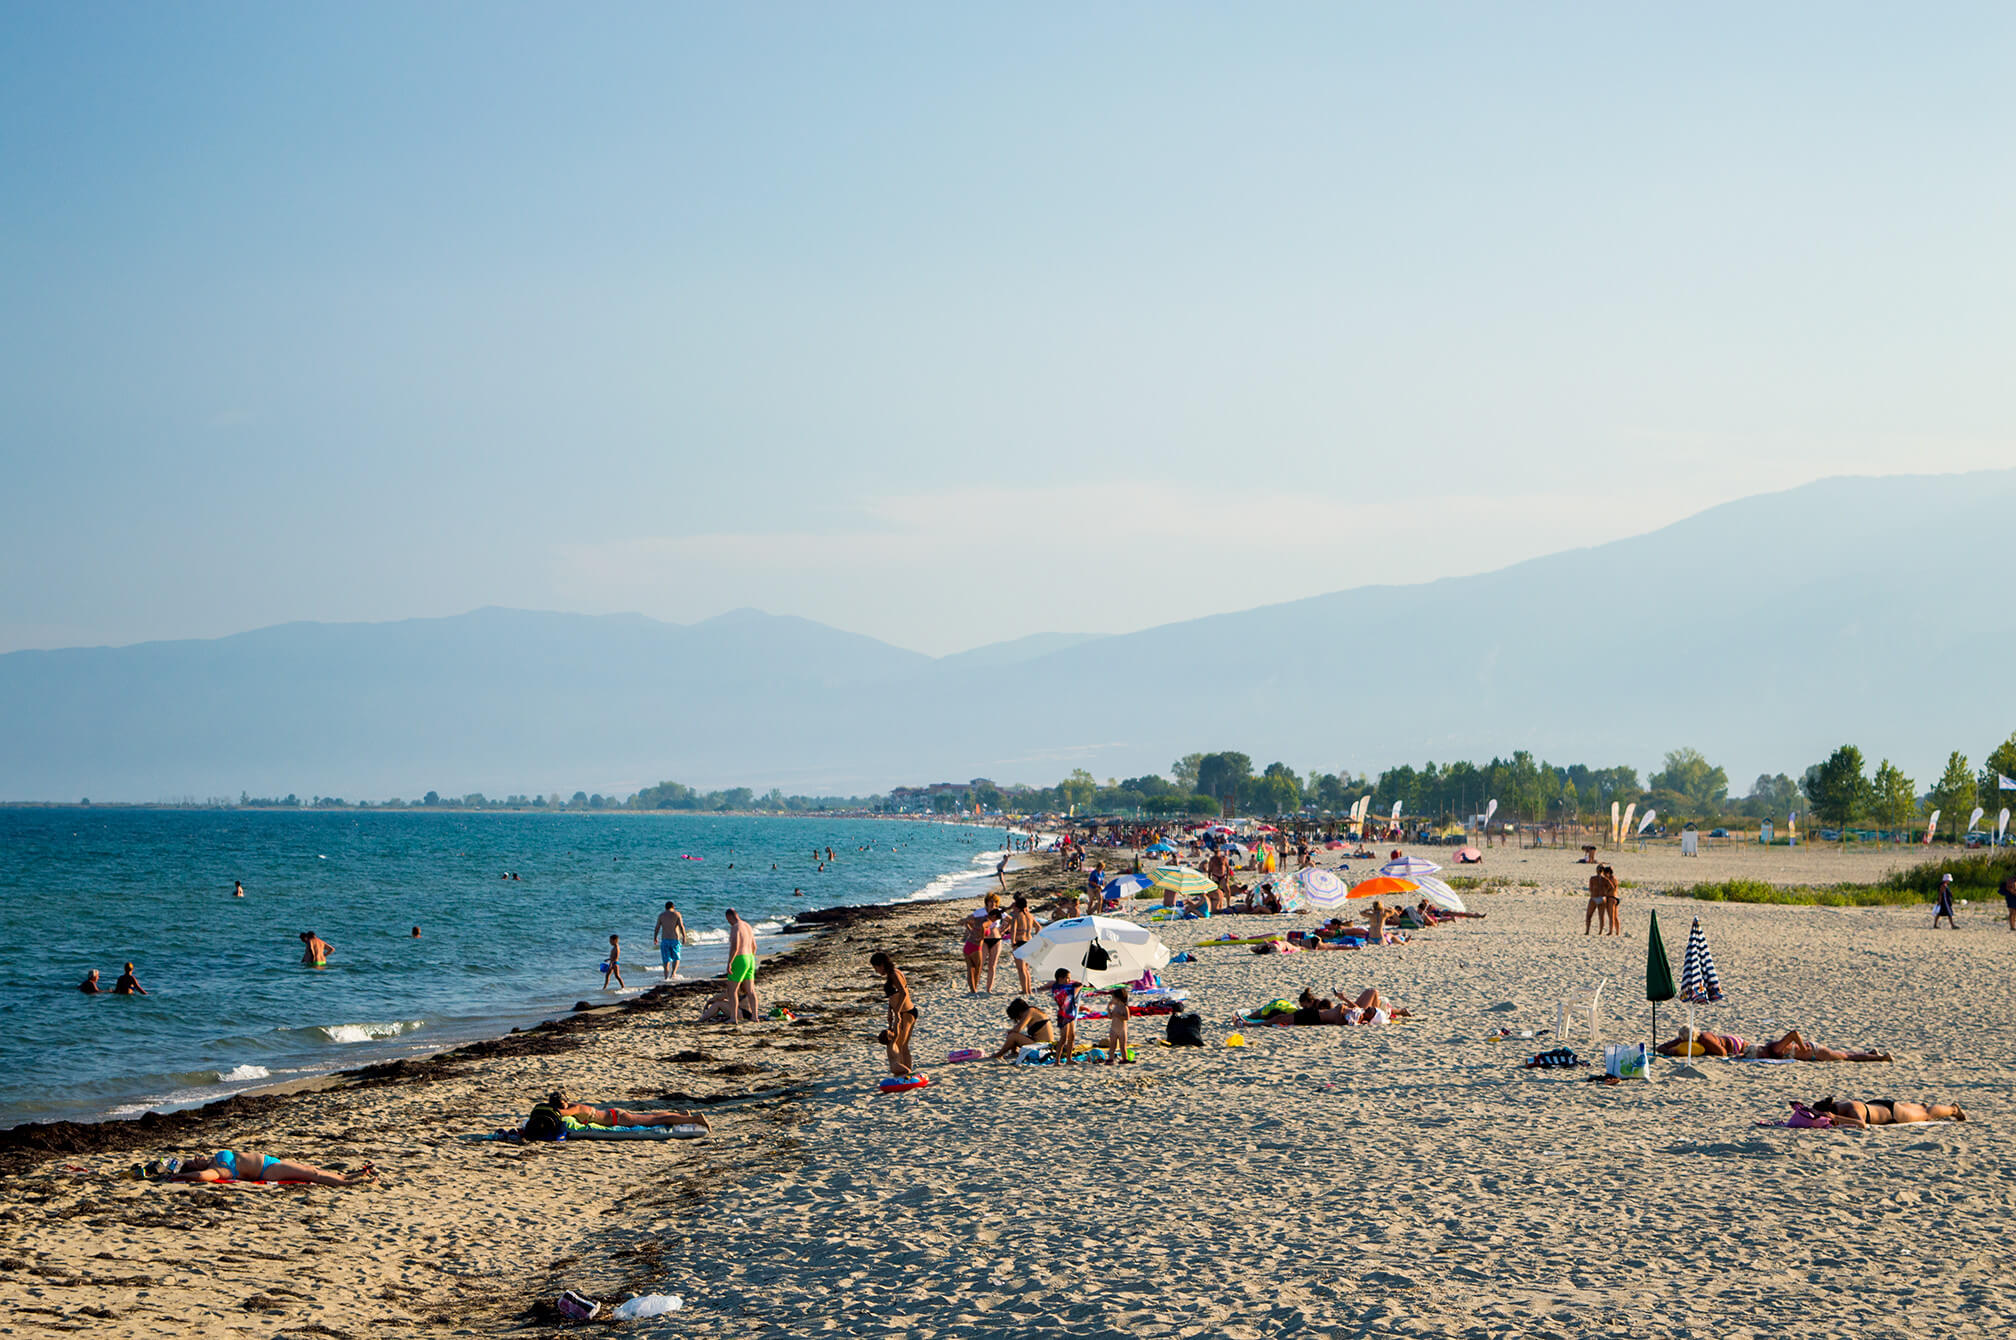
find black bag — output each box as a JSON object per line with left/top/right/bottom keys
{"left": 1083, "top": 939, "right": 1112, "bottom": 973}
{"left": 1166, "top": 1009, "right": 1203, "bottom": 1047}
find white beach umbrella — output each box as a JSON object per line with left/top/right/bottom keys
{"left": 1013, "top": 916, "right": 1171, "bottom": 989}
{"left": 1297, "top": 868, "right": 1348, "bottom": 910}
{"left": 1411, "top": 875, "right": 1467, "bottom": 914}
{"left": 1380, "top": 856, "right": 1441, "bottom": 877}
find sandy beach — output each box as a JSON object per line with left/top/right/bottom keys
{"left": 5, "top": 841, "right": 2013, "bottom": 1338}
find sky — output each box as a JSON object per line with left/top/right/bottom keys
{"left": 3, "top": 4, "right": 2012, "bottom": 657}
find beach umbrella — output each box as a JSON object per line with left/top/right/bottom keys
{"left": 1148, "top": 865, "right": 1217, "bottom": 899}
{"left": 1347, "top": 875, "right": 1419, "bottom": 900}
{"left": 1645, "top": 909, "right": 1676, "bottom": 1045}
{"left": 1101, "top": 873, "right": 1154, "bottom": 901}
{"left": 1380, "top": 855, "right": 1441, "bottom": 877}
{"left": 1454, "top": 846, "right": 1482, "bottom": 863}
{"left": 1013, "top": 915, "right": 1171, "bottom": 989}
{"left": 1678, "top": 917, "right": 1724, "bottom": 1004}
{"left": 1411, "top": 875, "right": 1467, "bottom": 914}
{"left": 1297, "top": 868, "right": 1348, "bottom": 909}
{"left": 1145, "top": 841, "right": 1177, "bottom": 855}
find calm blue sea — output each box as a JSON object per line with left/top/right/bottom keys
{"left": 0, "top": 809, "right": 1004, "bottom": 1127}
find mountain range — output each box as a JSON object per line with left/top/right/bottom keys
{"left": 4, "top": 470, "right": 2013, "bottom": 801}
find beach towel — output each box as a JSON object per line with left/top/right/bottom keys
{"left": 1523, "top": 1047, "right": 1586, "bottom": 1069}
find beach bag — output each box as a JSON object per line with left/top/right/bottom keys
{"left": 1166, "top": 1010, "right": 1204, "bottom": 1047}
{"left": 1083, "top": 939, "right": 1112, "bottom": 973}
{"left": 523, "top": 1105, "right": 566, "bottom": 1141}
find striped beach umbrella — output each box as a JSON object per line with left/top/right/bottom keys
{"left": 1411, "top": 875, "right": 1467, "bottom": 914}
{"left": 1297, "top": 867, "right": 1348, "bottom": 910}
{"left": 1148, "top": 865, "right": 1217, "bottom": 899}
{"left": 1678, "top": 916, "right": 1724, "bottom": 1004}
{"left": 1380, "top": 856, "right": 1441, "bottom": 877}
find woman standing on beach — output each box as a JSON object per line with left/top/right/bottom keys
{"left": 872, "top": 952, "right": 917, "bottom": 1077}
{"left": 1932, "top": 873, "right": 1957, "bottom": 929}
{"left": 980, "top": 893, "right": 1006, "bottom": 993}
{"left": 1006, "top": 893, "right": 1039, "bottom": 993}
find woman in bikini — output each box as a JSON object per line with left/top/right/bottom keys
{"left": 1805, "top": 1096, "right": 1965, "bottom": 1128}
{"left": 871, "top": 951, "right": 918, "bottom": 1076}
{"left": 546, "top": 1091, "right": 711, "bottom": 1129}
{"left": 149, "top": 1151, "right": 376, "bottom": 1186}
{"left": 1006, "top": 893, "right": 1039, "bottom": 993}
{"left": 1658, "top": 1028, "right": 1890, "bottom": 1061}
{"left": 991, "top": 997, "right": 1054, "bottom": 1058}
{"left": 979, "top": 894, "right": 1006, "bottom": 994}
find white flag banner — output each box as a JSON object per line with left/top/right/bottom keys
{"left": 1610, "top": 800, "right": 1620, "bottom": 844}
{"left": 1638, "top": 808, "right": 1657, "bottom": 834}
{"left": 1924, "top": 810, "right": 1940, "bottom": 845}
{"left": 1485, "top": 799, "right": 1499, "bottom": 826}
{"left": 2001, "top": 774, "right": 2016, "bottom": 791}
{"left": 1390, "top": 801, "right": 1402, "bottom": 821}
{"left": 1619, "top": 803, "right": 1638, "bottom": 842}
{"left": 2001, "top": 808, "right": 2011, "bottom": 842}
{"left": 1968, "top": 806, "right": 1985, "bottom": 833}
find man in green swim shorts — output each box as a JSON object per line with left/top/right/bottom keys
{"left": 724, "top": 907, "right": 760, "bottom": 1022}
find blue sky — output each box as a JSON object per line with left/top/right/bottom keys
{"left": 4, "top": 3, "right": 2011, "bottom": 654}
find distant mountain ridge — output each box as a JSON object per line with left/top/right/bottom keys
{"left": 3, "top": 470, "right": 2012, "bottom": 800}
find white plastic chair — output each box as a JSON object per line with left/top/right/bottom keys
{"left": 1556, "top": 978, "right": 1607, "bottom": 1045}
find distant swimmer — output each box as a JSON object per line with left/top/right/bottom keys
{"left": 114, "top": 962, "right": 148, "bottom": 995}
{"left": 793, "top": 887, "right": 803, "bottom": 897}
{"left": 601, "top": 934, "right": 625, "bottom": 989}
{"left": 826, "top": 847, "right": 835, "bottom": 862}
{"left": 411, "top": 926, "right": 422, "bottom": 938}
{"left": 654, "top": 900, "right": 688, "bottom": 982}
{"left": 233, "top": 880, "right": 245, "bottom": 898}
{"left": 79, "top": 969, "right": 102, "bottom": 994}
{"left": 299, "top": 931, "right": 332, "bottom": 966}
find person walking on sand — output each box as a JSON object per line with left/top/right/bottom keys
{"left": 724, "top": 908, "right": 760, "bottom": 1021}
{"left": 871, "top": 951, "right": 917, "bottom": 1077}
{"left": 980, "top": 893, "right": 1006, "bottom": 993}
{"left": 654, "top": 900, "right": 688, "bottom": 981}
{"left": 2002, "top": 870, "right": 2016, "bottom": 932}
{"left": 113, "top": 962, "right": 148, "bottom": 995}
{"left": 1104, "top": 985, "right": 1132, "bottom": 1063}
{"left": 601, "top": 935, "right": 625, "bottom": 989}
{"left": 299, "top": 931, "right": 332, "bottom": 966}
{"left": 995, "top": 853, "right": 1010, "bottom": 889}
{"left": 1932, "top": 873, "right": 1958, "bottom": 929}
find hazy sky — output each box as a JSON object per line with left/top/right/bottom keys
{"left": 4, "top": 4, "right": 2011, "bottom": 656}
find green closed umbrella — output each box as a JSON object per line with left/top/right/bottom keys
{"left": 1645, "top": 909, "right": 1676, "bottom": 1045}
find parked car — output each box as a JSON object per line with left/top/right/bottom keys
{"left": 1708, "top": 828, "right": 1730, "bottom": 839}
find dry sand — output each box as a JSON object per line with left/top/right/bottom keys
{"left": 5, "top": 842, "right": 2012, "bottom": 1338}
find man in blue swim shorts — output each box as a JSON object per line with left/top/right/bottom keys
{"left": 654, "top": 900, "right": 688, "bottom": 982}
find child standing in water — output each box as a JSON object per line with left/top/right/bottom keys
{"left": 601, "top": 935, "right": 625, "bottom": 989}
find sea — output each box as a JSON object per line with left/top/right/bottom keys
{"left": 0, "top": 808, "right": 1010, "bottom": 1128}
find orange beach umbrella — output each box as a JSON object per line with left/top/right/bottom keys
{"left": 1347, "top": 875, "right": 1420, "bottom": 900}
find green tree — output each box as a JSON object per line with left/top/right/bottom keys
{"left": 1980, "top": 732, "right": 2016, "bottom": 813}
{"left": 1058, "top": 769, "right": 1098, "bottom": 813}
{"left": 1805, "top": 746, "right": 1872, "bottom": 829}
{"left": 1929, "top": 751, "right": 1975, "bottom": 841}
{"left": 1870, "top": 760, "right": 1917, "bottom": 841}
{"left": 1742, "top": 773, "right": 1802, "bottom": 819}
{"left": 1649, "top": 748, "right": 1729, "bottom": 814}
{"left": 1169, "top": 754, "right": 1205, "bottom": 792}
{"left": 1195, "top": 752, "right": 1254, "bottom": 811}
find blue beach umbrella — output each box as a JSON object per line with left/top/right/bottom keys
{"left": 1102, "top": 873, "right": 1155, "bottom": 901}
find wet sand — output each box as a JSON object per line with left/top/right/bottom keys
{"left": 5, "top": 843, "right": 2011, "bottom": 1338}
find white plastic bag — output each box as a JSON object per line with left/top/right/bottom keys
{"left": 611, "top": 1294, "right": 683, "bottom": 1320}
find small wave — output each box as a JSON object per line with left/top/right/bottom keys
{"left": 218, "top": 1064, "right": 271, "bottom": 1083}
{"left": 305, "top": 1020, "right": 425, "bottom": 1045}
{"left": 686, "top": 919, "right": 784, "bottom": 945}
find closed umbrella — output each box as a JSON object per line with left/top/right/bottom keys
{"left": 1347, "top": 875, "right": 1419, "bottom": 900}
{"left": 1678, "top": 917, "right": 1724, "bottom": 1004}
{"left": 1646, "top": 909, "right": 1676, "bottom": 1046}
{"left": 1380, "top": 856, "right": 1441, "bottom": 877}
{"left": 1411, "top": 875, "right": 1467, "bottom": 914}
{"left": 1297, "top": 868, "right": 1347, "bottom": 910}
{"left": 1013, "top": 916, "right": 1171, "bottom": 990}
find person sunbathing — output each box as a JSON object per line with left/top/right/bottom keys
{"left": 1658, "top": 1029, "right": 1889, "bottom": 1062}
{"left": 1805, "top": 1096, "right": 1965, "bottom": 1128}
{"left": 145, "top": 1151, "right": 376, "bottom": 1186}
{"left": 547, "top": 1090, "right": 710, "bottom": 1129}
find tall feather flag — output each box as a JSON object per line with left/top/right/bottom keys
{"left": 1967, "top": 806, "right": 1985, "bottom": 833}
{"left": 1485, "top": 798, "right": 1499, "bottom": 827}
{"left": 2000, "top": 808, "right": 2011, "bottom": 844}
{"left": 1610, "top": 800, "right": 1620, "bottom": 845}
{"left": 1619, "top": 803, "right": 1638, "bottom": 843}
{"left": 1638, "top": 808, "right": 1658, "bottom": 835}
{"left": 1923, "top": 810, "right": 1940, "bottom": 845}
{"left": 1679, "top": 917, "right": 1724, "bottom": 1004}
{"left": 1390, "top": 801, "right": 1402, "bottom": 822}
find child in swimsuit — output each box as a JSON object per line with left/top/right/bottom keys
{"left": 1049, "top": 970, "right": 1080, "bottom": 1060}
{"left": 1105, "top": 986, "right": 1131, "bottom": 1063}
